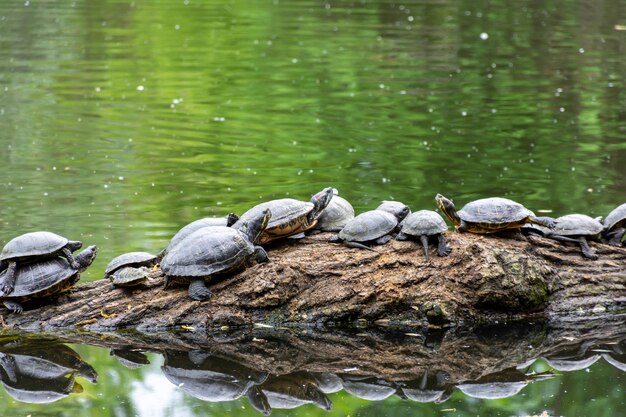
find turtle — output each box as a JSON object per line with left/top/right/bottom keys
{"left": 104, "top": 251, "right": 159, "bottom": 286}
{"left": 110, "top": 348, "right": 150, "bottom": 369}
{"left": 161, "top": 209, "right": 271, "bottom": 301}
{"left": 161, "top": 212, "right": 239, "bottom": 257}
{"left": 543, "top": 354, "right": 601, "bottom": 372}
{"left": 311, "top": 372, "right": 343, "bottom": 394}
{"left": 546, "top": 214, "right": 604, "bottom": 259}
{"left": 456, "top": 369, "right": 554, "bottom": 400}
{"left": 396, "top": 210, "right": 451, "bottom": 260}
{"left": 329, "top": 209, "right": 403, "bottom": 250}
{"left": 400, "top": 370, "right": 452, "bottom": 404}
{"left": 314, "top": 195, "right": 355, "bottom": 232}
{"left": 0, "top": 245, "right": 97, "bottom": 313}
{"left": 235, "top": 187, "right": 334, "bottom": 244}
{"left": 435, "top": 194, "right": 555, "bottom": 234}
{"left": 376, "top": 200, "right": 411, "bottom": 223}
{"left": 162, "top": 350, "right": 270, "bottom": 415}
{"left": 603, "top": 203, "right": 626, "bottom": 246}
{"left": 340, "top": 375, "right": 398, "bottom": 401}
{"left": 0, "top": 232, "right": 83, "bottom": 296}
{"left": 260, "top": 372, "right": 332, "bottom": 411}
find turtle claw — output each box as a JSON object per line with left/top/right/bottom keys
{"left": 3, "top": 301, "right": 23, "bottom": 314}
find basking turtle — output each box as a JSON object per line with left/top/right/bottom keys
{"left": 456, "top": 368, "right": 553, "bottom": 400}
{"left": 314, "top": 195, "right": 355, "bottom": 232}
{"left": 396, "top": 210, "right": 451, "bottom": 260}
{"left": 104, "top": 251, "right": 158, "bottom": 287}
{"left": 603, "top": 203, "right": 626, "bottom": 246}
{"left": 548, "top": 214, "right": 604, "bottom": 259}
{"left": 162, "top": 213, "right": 239, "bottom": 256}
{"left": 0, "top": 232, "right": 83, "bottom": 296}
{"left": 236, "top": 187, "right": 333, "bottom": 244}
{"left": 435, "top": 194, "right": 554, "bottom": 234}
{"left": 376, "top": 200, "right": 411, "bottom": 223}
{"left": 161, "top": 210, "right": 271, "bottom": 301}
{"left": 0, "top": 245, "right": 97, "bottom": 313}
{"left": 260, "top": 372, "right": 331, "bottom": 411}
{"left": 162, "top": 350, "right": 270, "bottom": 415}
{"left": 329, "top": 209, "right": 402, "bottom": 250}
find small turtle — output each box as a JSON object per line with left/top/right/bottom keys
{"left": 330, "top": 209, "right": 404, "bottom": 250}
{"left": 260, "top": 372, "right": 331, "bottom": 411}
{"left": 547, "top": 214, "right": 604, "bottom": 259}
{"left": 236, "top": 187, "right": 333, "bottom": 244}
{"left": 0, "top": 245, "right": 97, "bottom": 313}
{"left": 162, "top": 213, "right": 239, "bottom": 256}
{"left": 161, "top": 210, "right": 270, "bottom": 301}
{"left": 435, "top": 194, "right": 554, "bottom": 233}
{"left": 377, "top": 200, "right": 411, "bottom": 223}
{"left": 104, "top": 251, "right": 159, "bottom": 287}
{"left": 396, "top": 210, "right": 451, "bottom": 260}
{"left": 0, "top": 232, "right": 83, "bottom": 296}
{"left": 603, "top": 203, "right": 626, "bottom": 246}
{"left": 315, "top": 195, "right": 355, "bottom": 232}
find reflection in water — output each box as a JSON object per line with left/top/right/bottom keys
{"left": 110, "top": 348, "right": 150, "bottom": 370}
{"left": 0, "top": 339, "right": 97, "bottom": 404}
{"left": 260, "top": 372, "right": 332, "bottom": 412}
{"left": 456, "top": 368, "right": 554, "bottom": 400}
{"left": 399, "top": 370, "right": 452, "bottom": 403}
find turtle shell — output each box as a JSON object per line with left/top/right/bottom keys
{"left": 458, "top": 198, "right": 534, "bottom": 228}
{"left": 315, "top": 196, "right": 354, "bottom": 232}
{"left": 401, "top": 210, "right": 448, "bottom": 236}
{"left": 339, "top": 210, "right": 397, "bottom": 242}
{"left": 604, "top": 203, "right": 626, "bottom": 231}
{"left": 105, "top": 252, "right": 157, "bottom": 276}
{"left": 109, "top": 266, "right": 150, "bottom": 286}
{"left": 237, "top": 199, "right": 313, "bottom": 243}
{"left": 341, "top": 377, "right": 396, "bottom": 401}
{"left": 0, "top": 258, "right": 80, "bottom": 301}
{"left": 376, "top": 201, "right": 411, "bottom": 222}
{"left": 456, "top": 381, "right": 528, "bottom": 400}
{"left": 261, "top": 373, "right": 331, "bottom": 410}
{"left": 553, "top": 214, "right": 603, "bottom": 236}
{"left": 165, "top": 217, "right": 233, "bottom": 255}
{"left": 161, "top": 227, "right": 255, "bottom": 279}
{"left": 0, "top": 232, "right": 70, "bottom": 261}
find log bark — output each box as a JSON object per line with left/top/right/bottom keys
{"left": 1, "top": 232, "right": 625, "bottom": 331}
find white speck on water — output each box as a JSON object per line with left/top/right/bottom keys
{"left": 175, "top": 24, "right": 181, "bottom": 30}
{"left": 487, "top": 73, "right": 493, "bottom": 79}
{"left": 43, "top": 192, "right": 48, "bottom": 196}
{"left": 52, "top": 166, "right": 57, "bottom": 171}
{"left": 529, "top": 159, "right": 534, "bottom": 163}
{"left": 118, "top": 176, "right": 124, "bottom": 181}
{"left": 408, "top": 16, "right": 414, "bottom": 22}
{"left": 491, "top": 63, "right": 497, "bottom": 68}
{"left": 491, "top": 108, "right": 497, "bottom": 113}
{"left": 480, "top": 32, "right": 489, "bottom": 40}
{"left": 559, "top": 107, "right": 565, "bottom": 112}
{"left": 428, "top": 108, "right": 433, "bottom": 113}
{"left": 579, "top": 47, "right": 585, "bottom": 53}
{"left": 136, "top": 85, "right": 144, "bottom": 91}
{"left": 24, "top": 1, "right": 30, "bottom": 6}
{"left": 104, "top": 184, "right": 109, "bottom": 189}
{"left": 291, "top": 58, "right": 298, "bottom": 64}
{"left": 608, "top": 82, "right": 614, "bottom": 87}
{"left": 151, "top": 183, "right": 155, "bottom": 187}
{"left": 95, "top": 86, "right": 101, "bottom": 92}
{"left": 571, "top": 167, "right": 576, "bottom": 171}
{"left": 292, "top": 141, "right": 298, "bottom": 145}
{"left": 399, "top": 90, "right": 406, "bottom": 95}
{"left": 128, "top": 138, "right": 133, "bottom": 142}
{"left": 379, "top": 83, "right": 385, "bottom": 89}
{"left": 213, "top": 117, "right": 225, "bottom": 122}
{"left": 587, "top": 188, "right": 594, "bottom": 193}
{"left": 382, "top": 177, "right": 390, "bottom": 183}
{"left": 461, "top": 111, "right": 467, "bottom": 116}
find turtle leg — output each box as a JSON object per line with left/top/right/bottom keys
{"left": 254, "top": 246, "right": 270, "bottom": 263}
{"left": 457, "top": 220, "right": 469, "bottom": 233}
{"left": 188, "top": 278, "right": 213, "bottom": 301}
{"left": 374, "top": 235, "right": 392, "bottom": 245}
{"left": 605, "top": 227, "right": 625, "bottom": 247}
{"left": 437, "top": 234, "right": 452, "bottom": 257}
{"left": 247, "top": 385, "right": 271, "bottom": 416}
{"left": 0, "top": 261, "right": 18, "bottom": 296}
{"left": 0, "top": 353, "right": 17, "bottom": 383}
{"left": 343, "top": 241, "right": 377, "bottom": 252}
{"left": 528, "top": 215, "right": 556, "bottom": 229}
{"left": 395, "top": 232, "right": 409, "bottom": 241}
{"left": 546, "top": 234, "right": 582, "bottom": 244}
{"left": 61, "top": 247, "right": 81, "bottom": 269}
{"left": 3, "top": 300, "right": 23, "bottom": 314}
{"left": 577, "top": 237, "right": 598, "bottom": 260}
{"left": 419, "top": 235, "right": 430, "bottom": 261}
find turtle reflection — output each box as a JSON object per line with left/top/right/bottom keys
{"left": 399, "top": 370, "right": 452, "bottom": 403}
{"left": 0, "top": 339, "right": 97, "bottom": 403}
{"left": 259, "top": 372, "right": 332, "bottom": 412}
{"left": 599, "top": 339, "right": 626, "bottom": 372}
{"left": 110, "top": 347, "right": 150, "bottom": 369}
{"left": 339, "top": 375, "right": 399, "bottom": 401}
{"left": 161, "top": 350, "right": 271, "bottom": 415}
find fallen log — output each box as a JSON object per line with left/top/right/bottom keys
{"left": 1, "top": 232, "right": 625, "bottom": 331}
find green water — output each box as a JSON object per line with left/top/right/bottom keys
{"left": 0, "top": 0, "right": 624, "bottom": 415}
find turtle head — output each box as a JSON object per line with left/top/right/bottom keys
{"left": 226, "top": 212, "right": 240, "bottom": 227}
{"left": 75, "top": 245, "right": 98, "bottom": 271}
{"left": 435, "top": 194, "right": 461, "bottom": 227}
{"left": 310, "top": 187, "right": 335, "bottom": 218}
{"left": 67, "top": 240, "right": 83, "bottom": 252}
{"left": 247, "top": 209, "right": 272, "bottom": 244}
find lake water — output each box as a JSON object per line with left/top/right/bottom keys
{"left": 0, "top": 0, "right": 624, "bottom": 415}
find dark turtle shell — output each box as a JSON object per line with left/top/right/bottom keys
{"left": 109, "top": 266, "right": 150, "bottom": 286}
{"left": 455, "top": 197, "right": 536, "bottom": 232}
{"left": 604, "top": 203, "right": 626, "bottom": 231}
{"left": 553, "top": 214, "right": 603, "bottom": 236}
{"left": 338, "top": 210, "right": 397, "bottom": 242}
{"left": 164, "top": 214, "right": 238, "bottom": 255}
{"left": 0, "top": 232, "right": 74, "bottom": 261}
{"left": 261, "top": 373, "right": 331, "bottom": 410}
{"left": 105, "top": 252, "right": 157, "bottom": 277}
{"left": 315, "top": 196, "right": 354, "bottom": 232}
{"left": 401, "top": 210, "right": 448, "bottom": 236}
{"left": 161, "top": 227, "right": 255, "bottom": 279}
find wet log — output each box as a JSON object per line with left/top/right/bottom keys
{"left": 1, "top": 232, "right": 625, "bottom": 331}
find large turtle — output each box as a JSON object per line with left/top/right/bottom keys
{"left": 547, "top": 214, "right": 604, "bottom": 259}
{"left": 0, "top": 232, "right": 83, "bottom": 296}
{"left": 162, "top": 213, "right": 239, "bottom": 256}
{"left": 0, "top": 245, "right": 97, "bottom": 313}
{"left": 260, "top": 372, "right": 332, "bottom": 411}
{"left": 456, "top": 369, "right": 554, "bottom": 400}
{"left": 340, "top": 375, "right": 398, "bottom": 401}
{"left": 396, "top": 210, "right": 451, "bottom": 260}
{"left": 603, "top": 203, "right": 626, "bottom": 246}
{"left": 329, "top": 208, "right": 406, "bottom": 250}
{"left": 314, "top": 195, "right": 355, "bottom": 232}
{"left": 435, "top": 194, "right": 554, "bottom": 233}
{"left": 235, "top": 187, "right": 333, "bottom": 244}
{"left": 104, "top": 251, "right": 158, "bottom": 287}
{"left": 161, "top": 210, "right": 271, "bottom": 301}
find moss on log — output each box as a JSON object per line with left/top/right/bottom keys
{"left": 1, "top": 232, "right": 625, "bottom": 331}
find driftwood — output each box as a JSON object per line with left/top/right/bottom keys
{"left": 1, "top": 232, "right": 625, "bottom": 331}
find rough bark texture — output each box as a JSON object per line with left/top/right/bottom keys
{"left": 1, "top": 232, "right": 625, "bottom": 331}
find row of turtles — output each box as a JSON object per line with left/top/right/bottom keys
{"left": 0, "top": 189, "right": 625, "bottom": 310}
